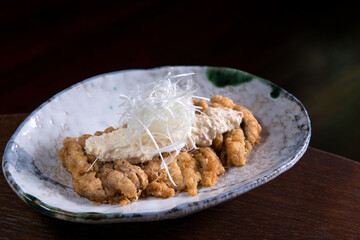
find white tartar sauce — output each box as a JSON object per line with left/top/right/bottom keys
{"left": 85, "top": 107, "right": 243, "bottom": 163}
{"left": 192, "top": 107, "right": 243, "bottom": 147}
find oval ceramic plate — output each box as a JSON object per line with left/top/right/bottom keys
{"left": 2, "top": 66, "right": 311, "bottom": 223}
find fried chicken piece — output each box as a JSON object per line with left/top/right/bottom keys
{"left": 212, "top": 134, "right": 224, "bottom": 155}
{"left": 77, "top": 134, "right": 98, "bottom": 165}
{"left": 146, "top": 181, "right": 175, "bottom": 198}
{"left": 142, "top": 156, "right": 185, "bottom": 194}
{"left": 96, "top": 159, "right": 149, "bottom": 204}
{"left": 167, "top": 159, "right": 186, "bottom": 191}
{"left": 210, "top": 94, "right": 261, "bottom": 162}
{"left": 115, "top": 159, "right": 148, "bottom": 191}
{"left": 78, "top": 134, "right": 92, "bottom": 148}
{"left": 211, "top": 95, "right": 259, "bottom": 130}
{"left": 192, "top": 147, "right": 225, "bottom": 187}
{"left": 58, "top": 132, "right": 149, "bottom": 205}
{"left": 104, "top": 126, "right": 116, "bottom": 133}
{"left": 150, "top": 156, "right": 187, "bottom": 192}
{"left": 58, "top": 137, "right": 107, "bottom": 202}
{"left": 224, "top": 128, "right": 247, "bottom": 166}
{"left": 193, "top": 99, "right": 209, "bottom": 112}
{"left": 59, "top": 95, "right": 262, "bottom": 205}
{"left": 233, "top": 105, "right": 262, "bottom": 157}
{"left": 94, "top": 126, "right": 115, "bottom": 136}
{"left": 234, "top": 105, "right": 262, "bottom": 145}
{"left": 176, "top": 152, "right": 201, "bottom": 196}
{"left": 142, "top": 156, "right": 162, "bottom": 181}
{"left": 99, "top": 164, "right": 138, "bottom": 199}
{"left": 211, "top": 134, "right": 228, "bottom": 165}
{"left": 95, "top": 162, "right": 121, "bottom": 203}
{"left": 211, "top": 102, "right": 223, "bottom": 108}
{"left": 210, "top": 95, "right": 236, "bottom": 109}
{"left": 219, "top": 150, "right": 227, "bottom": 165}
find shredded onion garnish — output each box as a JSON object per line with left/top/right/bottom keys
{"left": 116, "top": 72, "right": 198, "bottom": 185}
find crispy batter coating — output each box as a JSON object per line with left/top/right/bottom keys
{"left": 176, "top": 152, "right": 201, "bottom": 196}
{"left": 146, "top": 181, "right": 175, "bottom": 198}
{"left": 94, "top": 126, "right": 115, "bottom": 136}
{"left": 234, "top": 105, "right": 262, "bottom": 147}
{"left": 212, "top": 134, "right": 227, "bottom": 166}
{"left": 224, "top": 128, "right": 247, "bottom": 166}
{"left": 193, "top": 99, "right": 209, "bottom": 112}
{"left": 58, "top": 95, "right": 262, "bottom": 205}
{"left": 142, "top": 156, "right": 185, "bottom": 197}
{"left": 212, "top": 134, "right": 224, "bottom": 155}
{"left": 58, "top": 137, "right": 107, "bottom": 202}
{"left": 143, "top": 153, "right": 201, "bottom": 197}
{"left": 192, "top": 147, "right": 225, "bottom": 187}
{"left": 77, "top": 134, "right": 92, "bottom": 148}
{"left": 167, "top": 158, "right": 185, "bottom": 191}
{"left": 58, "top": 133, "right": 149, "bottom": 206}
{"left": 143, "top": 148, "right": 225, "bottom": 196}
{"left": 210, "top": 95, "right": 236, "bottom": 109}
{"left": 210, "top": 95, "right": 262, "bottom": 164}
{"left": 115, "top": 159, "right": 148, "bottom": 191}
{"left": 99, "top": 165, "right": 137, "bottom": 199}
{"left": 143, "top": 148, "right": 224, "bottom": 197}
{"left": 142, "top": 156, "right": 162, "bottom": 181}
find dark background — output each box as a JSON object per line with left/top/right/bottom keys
{"left": 1, "top": 1, "right": 359, "bottom": 160}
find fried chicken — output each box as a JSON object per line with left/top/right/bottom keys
{"left": 224, "top": 128, "right": 247, "bottom": 166}
{"left": 176, "top": 152, "right": 201, "bottom": 196}
{"left": 142, "top": 156, "right": 184, "bottom": 198}
{"left": 58, "top": 134, "right": 149, "bottom": 206}
{"left": 115, "top": 160, "right": 148, "bottom": 192}
{"left": 192, "top": 147, "right": 225, "bottom": 187}
{"left": 142, "top": 148, "right": 224, "bottom": 197}
{"left": 234, "top": 105, "right": 262, "bottom": 155}
{"left": 212, "top": 134, "right": 224, "bottom": 155}
{"left": 193, "top": 99, "right": 209, "bottom": 112}
{"left": 210, "top": 95, "right": 262, "bottom": 165}
{"left": 58, "top": 137, "right": 107, "bottom": 202}
{"left": 97, "top": 162, "right": 138, "bottom": 203}
{"left": 58, "top": 95, "right": 261, "bottom": 205}
{"left": 146, "top": 181, "right": 175, "bottom": 198}
{"left": 210, "top": 95, "right": 236, "bottom": 109}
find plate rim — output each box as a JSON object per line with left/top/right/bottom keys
{"left": 2, "top": 65, "right": 311, "bottom": 223}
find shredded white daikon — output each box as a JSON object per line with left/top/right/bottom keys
{"left": 118, "top": 72, "right": 198, "bottom": 185}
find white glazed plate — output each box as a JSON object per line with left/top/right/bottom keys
{"left": 2, "top": 66, "right": 311, "bottom": 223}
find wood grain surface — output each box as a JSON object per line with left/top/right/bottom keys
{"left": 0, "top": 1, "right": 360, "bottom": 160}
{"left": 1, "top": 113, "right": 359, "bottom": 240}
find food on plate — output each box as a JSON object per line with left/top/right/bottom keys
{"left": 58, "top": 74, "right": 261, "bottom": 205}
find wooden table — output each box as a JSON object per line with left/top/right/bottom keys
{"left": 1, "top": 114, "right": 359, "bottom": 239}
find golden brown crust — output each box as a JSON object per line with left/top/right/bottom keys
{"left": 114, "top": 159, "right": 148, "bottom": 191}
{"left": 192, "top": 147, "right": 225, "bottom": 187}
{"left": 224, "top": 128, "right": 247, "bottom": 166}
{"left": 142, "top": 156, "right": 162, "bottom": 181}
{"left": 176, "top": 152, "right": 201, "bottom": 196}
{"left": 58, "top": 95, "right": 262, "bottom": 205}
{"left": 142, "top": 156, "right": 185, "bottom": 195}
{"left": 209, "top": 95, "right": 262, "bottom": 165}
{"left": 94, "top": 126, "right": 116, "bottom": 136}
{"left": 146, "top": 181, "right": 175, "bottom": 198}
{"left": 142, "top": 147, "right": 225, "bottom": 196}
{"left": 210, "top": 95, "right": 236, "bottom": 109}
{"left": 58, "top": 137, "right": 107, "bottom": 202}
{"left": 77, "top": 134, "right": 92, "bottom": 148}
{"left": 212, "top": 134, "right": 224, "bottom": 155}
{"left": 233, "top": 105, "right": 262, "bottom": 145}
{"left": 100, "top": 168, "right": 137, "bottom": 199}
{"left": 193, "top": 99, "right": 209, "bottom": 112}
{"left": 58, "top": 134, "right": 149, "bottom": 206}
